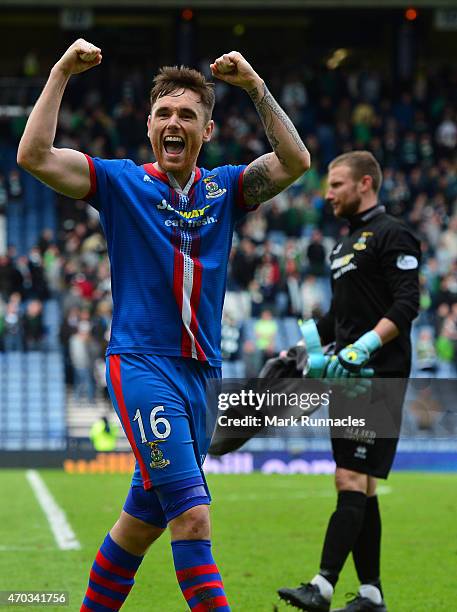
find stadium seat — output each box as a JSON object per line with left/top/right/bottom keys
{"left": 0, "top": 346, "right": 66, "bottom": 450}
{"left": 283, "top": 317, "right": 302, "bottom": 347}
{"left": 233, "top": 360, "right": 246, "bottom": 378}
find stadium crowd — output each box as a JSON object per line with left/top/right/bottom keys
{"left": 0, "top": 63, "right": 456, "bottom": 400}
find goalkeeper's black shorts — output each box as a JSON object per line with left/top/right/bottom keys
{"left": 331, "top": 436, "right": 399, "bottom": 479}
{"left": 329, "top": 377, "right": 408, "bottom": 479}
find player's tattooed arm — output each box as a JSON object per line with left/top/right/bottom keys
{"left": 243, "top": 153, "right": 282, "bottom": 203}
{"left": 243, "top": 81, "right": 310, "bottom": 205}
{"left": 247, "top": 82, "right": 306, "bottom": 165}
{"left": 210, "top": 51, "right": 310, "bottom": 205}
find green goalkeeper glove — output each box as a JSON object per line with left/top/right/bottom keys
{"left": 326, "top": 330, "right": 381, "bottom": 378}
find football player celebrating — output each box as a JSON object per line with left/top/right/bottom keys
{"left": 18, "top": 40, "right": 310, "bottom": 610}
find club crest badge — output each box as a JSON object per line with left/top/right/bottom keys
{"left": 353, "top": 232, "right": 373, "bottom": 251}
{"left": 205, "top": 181, "right": 227, "bottom": 199}
{"left": 147, "top": 441, "right": 170, "bottom": 469}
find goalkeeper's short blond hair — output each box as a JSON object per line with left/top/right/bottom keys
{"left": 329, "top": 151, "right": 383, "bottom": 194}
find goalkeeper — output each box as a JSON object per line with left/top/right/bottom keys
{"left": 278, "top": 152, "right": 420, "bottom": 612}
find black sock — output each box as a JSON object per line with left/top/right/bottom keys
{"left": 319, "top": 490, "right": 367, "bottom": 587}
{"left": 352, "top": 495, "right": 383, "bottom": 596}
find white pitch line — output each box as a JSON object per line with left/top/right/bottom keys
{"left": 26, "top": 470, "right": 81, "bottom": 551}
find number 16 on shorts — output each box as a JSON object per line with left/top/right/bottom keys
{"left": 133, "top": 405, "right": 172, "bottom": 441}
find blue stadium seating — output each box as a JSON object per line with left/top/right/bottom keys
{"left": 5, "top": 170, "right": 57, "bottom": 256}
{"left": 222, "top": 360, "right": 246, "bottom": 378}
{"left": 0, "top": 352, "right": 66, "bottom": 450}
{"left": 283, "top": 317, "right": 302, "bottom": 347}
{"left": 6, "top": 199, "right": 26, "bottom": 254}
{"left": 43, "top": 299, "right": 61, "bottom": 350}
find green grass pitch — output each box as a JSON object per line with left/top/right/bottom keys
{"left": 0, "top": 470, "right": 455, "bottom": 611}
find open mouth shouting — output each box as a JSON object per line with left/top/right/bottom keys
{"left": 163, "top": 135, "right": 185, "bottom": 158}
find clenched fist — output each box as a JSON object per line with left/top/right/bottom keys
{"left": 210, "top": 51, "right": 262, "bottom": 92}
{"left": 53, "top": 39, "right": 102, "bottom": 77}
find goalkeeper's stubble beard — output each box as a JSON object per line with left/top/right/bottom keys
{"left": 332, "top": 192, "right": 362, "bottom": 219}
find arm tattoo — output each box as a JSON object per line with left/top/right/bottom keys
{"left": 243, "top": 153, "right": 282, "bottom": 204}
{"left": 247, "top": 82, "right": 307, "bottom": 163}
{"left": 243, "top": 82, "right": 309, "bottom": 205}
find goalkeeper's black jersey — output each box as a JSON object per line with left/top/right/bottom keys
{"left": 317, "top": 205, "right": 420, "bottom": 376}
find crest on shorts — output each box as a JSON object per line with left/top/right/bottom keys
{"left": 147, "top": 441, "right": 170, "bottom": 469}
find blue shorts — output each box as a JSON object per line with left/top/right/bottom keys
{"left": 106, "top": 354, "right": 221, "bottom": 490}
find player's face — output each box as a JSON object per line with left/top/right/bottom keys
{"left": 148, "top": 88, "right": 214, "bottom": 180}
{"left": 326, "top": 164, "right": 363, "bottom": 218}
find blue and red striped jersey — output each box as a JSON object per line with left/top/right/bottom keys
{"left": 84, "top": 157, "right": 256, "bottom": 366}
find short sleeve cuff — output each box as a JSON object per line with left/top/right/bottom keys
{"left": 82, "top": 154, "right": 97, "bottom": 201}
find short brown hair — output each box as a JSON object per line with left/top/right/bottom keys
{"left": 329, "top": 151, "right": 383, "bottom": 194}
{"left": 150, "top": 66, "right": 215, "bottom": 123}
